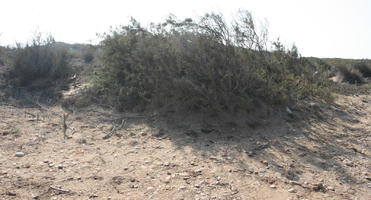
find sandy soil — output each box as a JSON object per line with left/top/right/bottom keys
{"left": 0, "top": 68, "right": 370, "bottom": 200}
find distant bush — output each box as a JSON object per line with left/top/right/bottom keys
{"left": 354, "top": 62, "right": 371, "bottom": 78}
{"left": 94, "top": 11, "right": 332, "bottom": 113}
{"left": 8, "top": 34, "right": 71, "bottom": 89}
{"left": 337, "top": 65, "right": 364, "bottom": 84}
{"left": 83, "top": 45, "right": 95, "bottom": 63}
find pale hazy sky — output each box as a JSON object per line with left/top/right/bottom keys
{"left": 0, "top": 0, "right": 370, "bottom": 59}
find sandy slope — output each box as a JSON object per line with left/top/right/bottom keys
{"left": 0, "top": 86, "right": 370, "bottom": 200}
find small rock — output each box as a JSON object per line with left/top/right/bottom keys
{"left": 299, "top": 152, "right": 307, "bottom": 157}
{"left": 194, "top": 184, "right": 200, "bottom": 188}
{"left": 312, "top": 183, "right": 326, "bottom": 192}
{"left": 261, "top": 160, "right": 268, "bottom": 166}
{"left": 365, "top": 176, "right": 371, "bottom": 181}
{"left": 343, "top": 159, "right": 354, "bottom": 167}
{"left": 200, "top": 128, "right": 214, "bottom": 133}
{"left": 141, "top": 132, "right": 147, "bottom": 136}
{"left": 31, "top": 193, "right": 39, "bottom": 199}
{"left": 288, "top": 188, "right": 296, "bottom": 193}
{"left": 327, "top": 186, "right": 335, "bottom": 191}
{"left": 130, "top": 178, "right": 136, "bottom": 182}
{"left": 147, "top": 186, "right": 154, "bottom": 191}
{"left": 185, "top": 129, "right": 198, "bottom": 137}
{"left": 164, "top": 176, "right": 171, "bottom": 183}
{"left": 43, "top": 160, "right": 49, "bottom": 163}
{"left": 153, "top": 128, "right": 166, "bottom": 138}
{"left": 58, "top": 164, "right": 63, "bottom": 169}
{"left": 15, "top": 152, "right": 25, "bottom": 157}
{"left": 179, "top": 185, "right": 186, "bottom": 190}
{"left": 270, "top": 184, "right": 277, "bottom": 189}
{"left": 286, "top": 107, "right": 293, "bottom": 114}
{"left": 247, "top": 151, "right": 255, "bottom": 157}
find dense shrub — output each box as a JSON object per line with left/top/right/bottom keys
{"left": 94, "top": 11, "right": 332, "bottom": 113}
{"left": 337, "top": 65, "right": 364, "bottom": 84}
{"left": 83, "top": 45, "right": 95, "bottom": 63}
{"left": 354, "top": 62, "right": 371, "bottom": 78}
{"left": 8, "top": 34, "right": 71, "bottom": 89}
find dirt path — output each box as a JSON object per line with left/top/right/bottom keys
{"left": 0, "top": 90, "right": 370, "bottom": 199}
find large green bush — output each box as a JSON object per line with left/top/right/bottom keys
{"left": 9, "top": 34, "right": 71, "bottom": 89}
{"left": 94, "top": 11, "right": 332, "bottom": 113}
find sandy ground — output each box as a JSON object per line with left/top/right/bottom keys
{"left": 0, "top": 87, "right": 370, "bottom": 200}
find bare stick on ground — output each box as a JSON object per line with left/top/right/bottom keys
{"left": 62, "top": 113, "right": 72, "bottom": 139}
{"left": 50, "top": 185, "right": 71, "bottom": 193}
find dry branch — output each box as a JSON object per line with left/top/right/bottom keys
{"left": 50, "top": 185, "right": 70, "bottom": 193}
{"left": 62, "top": 113, "right": 72, "bottom": 139}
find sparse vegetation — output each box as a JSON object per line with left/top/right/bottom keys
{"left": 7, "top": 33, "right": 71, "bottom": 89}
{"left": 94, "top": 11, "right": 333, "bottom": 113}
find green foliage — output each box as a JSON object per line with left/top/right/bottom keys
{"left": 94, "top": 11, "right": 332, "bottom": 113}
{"left": 8, "top": 34, "right": 71, "bottom": 89}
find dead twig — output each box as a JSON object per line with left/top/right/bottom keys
{"left": 50, "top": 185, "right": 70, "bottom": 193}
{"left": 62, "top": 113, "right": 72, "bottom": 139}
{"left": 103, "top": 125, "right": 116, "bottom": 140}
{"left": 118, "top": 119, "right": 126, "bottom": 130}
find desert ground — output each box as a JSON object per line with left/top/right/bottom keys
{"left": 0, "top": 64, "right": 370, "bottom": 200}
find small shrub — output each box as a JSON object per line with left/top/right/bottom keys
{"left": 337, "top": 65, "right": 364, "bottom": 84}
{"left": 83, "top": 46, "right": 95, "bottom": 63}
{"left": 8, "top": 34, "right": 71, "bottom": 89}
{"left": 354, "top": 62, "right": 371, "bottom": 78}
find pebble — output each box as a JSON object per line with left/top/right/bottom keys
{"left": 58, "top": 164, "right": 63, "bottom": 169}
{"left": 147, "top": 187, "right": 154, "bottom": 191}
{"left": 15, "top": 152, "right": 25, "bottom": 157}
{"left": 261, "top": 160, "right": 269, "bottom": 166}
{"left": 288, "top": 188, "right": 297, "bottom": 193}
{"left": 179, "top": 185, "right": 186, "bottom": 190}
{"left": 270, "top": 184, "right": 277, "bottom": 189}
{"left": 31, "top": 193, "right": 39, "bottom": 199}
{"left": 164, "top": 176, "right": 171, "bottom": 183}
{"left": 327, "top": 186, "right": 335, "bottom": 191}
